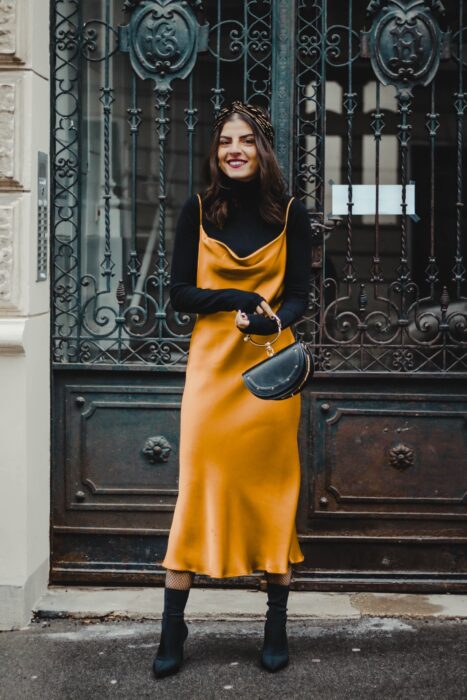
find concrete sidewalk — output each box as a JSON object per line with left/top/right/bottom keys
{"left": 2, "top": 617, "right": 467, "bottom": 699}
{"left": 34, "top": 587, "right": 467, "bottom": 623}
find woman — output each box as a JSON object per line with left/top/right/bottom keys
{"left": 154, "top": 101, "right": 315, "bottom": 678}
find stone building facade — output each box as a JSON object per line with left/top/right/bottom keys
{"left": 0, "top": 0, "right": 50, "bottom": 629}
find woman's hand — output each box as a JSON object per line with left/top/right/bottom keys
{"left": 235, "top": 299, "right": 275, "bottom": 330}
{"left": 235, "top": 310, "right": 250, "bottom": 330}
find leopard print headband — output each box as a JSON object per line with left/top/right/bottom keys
{"left": 213, "top": 101, "right": 275, "bottom": 147}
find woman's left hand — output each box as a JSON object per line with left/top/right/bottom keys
{"left": 235, "top": 310, "right": 250, "bottom": 330}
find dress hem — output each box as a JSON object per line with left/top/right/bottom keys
{"left": 160, "top": 555, "right": 305, "bottom": 579}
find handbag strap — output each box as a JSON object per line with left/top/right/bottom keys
{"left": 243, "top": 314, "right": 282, "bottom": 357}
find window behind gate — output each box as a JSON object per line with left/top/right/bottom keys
{"left": 52, "top": 0, "right": 467, "bottom": 373}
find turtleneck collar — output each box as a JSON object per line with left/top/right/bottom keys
{"left": 219, "top": 171, "right": 261, "bottom": 204}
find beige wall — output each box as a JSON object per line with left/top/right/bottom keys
{"left": 0, "top": 0, "right": 51, "bottom": 630}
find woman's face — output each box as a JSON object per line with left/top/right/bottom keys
{"left": 217, "top": 116, "right": 259, "bottom": 181}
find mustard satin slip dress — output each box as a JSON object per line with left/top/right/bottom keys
{"left": 162, "top": 195, "right": 304, "bottom": 578}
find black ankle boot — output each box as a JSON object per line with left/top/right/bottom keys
{"left": 153, "top": 588, "right": 190, "bottom": 679}
{"left": 260, "top": 582, "right": 290, "bottom": 672}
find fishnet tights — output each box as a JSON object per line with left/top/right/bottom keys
{"left": 266, "top": 566, "right": 292, "bottom": 586}
{"left": 165, "top": 569, "right": 194, "bottom": 590}
{"left": 164, "top": 566, "right": 292, "bottom": 588}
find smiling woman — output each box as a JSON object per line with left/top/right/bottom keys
{"left": 153, "top": 102, "right": 318, "bottom": 679}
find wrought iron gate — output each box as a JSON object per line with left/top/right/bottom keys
{"left": 51, "top": 0, "right": 467, "bottom": 589}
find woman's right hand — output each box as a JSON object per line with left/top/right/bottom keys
{"left": 231, "top": 290, "right": 275, "bottom": 318}
{"left": 232, "top": 290, "right": 265, "bottom": 314}
{"left": 235, "top": 298, "right": 276, "bottom": 331}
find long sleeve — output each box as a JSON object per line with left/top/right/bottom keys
{"left": 242, "top": 198, "right": 313, "bottom": 335}
{"left": 170, "top": 195, "right": 264, "bottom": 314}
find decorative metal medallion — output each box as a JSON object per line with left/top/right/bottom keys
{"left": 142, "top": 435, "right": 172, "bottom": 464}
{"left": 362, "top": 0, "right": 448, "bottom": 93}
{"left": 119, "top": 0, "right": 209, "bottom": 88}
{"left": 389, "top": 443, "right": 415, "bottom": 470}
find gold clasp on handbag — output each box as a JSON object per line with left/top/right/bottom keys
{"left": 244, "top": 314, "right": 282, "bottom": 357}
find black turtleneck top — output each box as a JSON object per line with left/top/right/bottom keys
{"left": 170, "top": 177, "right": 318, "bottom": 335}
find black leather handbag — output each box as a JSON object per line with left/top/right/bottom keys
{"left": 242, "top": 316, "right": 314, "bottom": 400}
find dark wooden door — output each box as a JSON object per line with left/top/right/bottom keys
{"left": 51, "top": 0, "right": 467, "bottom": 590}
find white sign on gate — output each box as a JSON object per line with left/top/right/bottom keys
{"left": 331, "top": 184, "right": 416, "bottom": 216}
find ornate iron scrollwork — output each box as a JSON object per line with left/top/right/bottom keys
{"left": 51, "top": 0, "right": 466, "bottom": 374}
{"left": 389, "top": 443, "right": 415, "bottom": 470}
{"left": 142, "top": 435, "right": 172, "bottom": 463}
{"left": 362, "top": 0, "right": 449, "bottom": 94}
{"left": 119, "top": 0, "right": 208, "bottom": 88}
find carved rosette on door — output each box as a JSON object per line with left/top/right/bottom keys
{"left": 142, "top": 435, "right": 173, "bottom": 464}
{"left": 389, "top": 443, "right": 415, "bottom": 470}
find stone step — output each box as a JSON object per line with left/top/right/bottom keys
{"left": 34, "top": 587, "right": 467, "bottom": 621}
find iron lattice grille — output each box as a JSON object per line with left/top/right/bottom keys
{"left": 294, "top": 0, "right": 467, "bottom": 372}
{"left": 51, "top": 0, "right": 467, "bottom": 372}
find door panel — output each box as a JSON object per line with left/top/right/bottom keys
{"left": 53, "top": 372, "right": 184, "bottom": 533}
{"left": 319, "top": 400, "right": 466, "bottom": 506}
{"left": 65, "top": 385, "right": 181, "bottom": 511}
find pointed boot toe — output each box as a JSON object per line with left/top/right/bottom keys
{"left": 260, "top": 649, "right": 289, "bottom": 673}
{"left": 153, "top": 656, "right": 181, "bottom": 679}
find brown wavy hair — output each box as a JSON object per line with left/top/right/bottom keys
{"left": 203, "top": 110, "right": 287, "bottom": 229}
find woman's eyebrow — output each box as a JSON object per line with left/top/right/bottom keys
{"left": 219, "top": 133, "right": 255, "bottom": 140}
